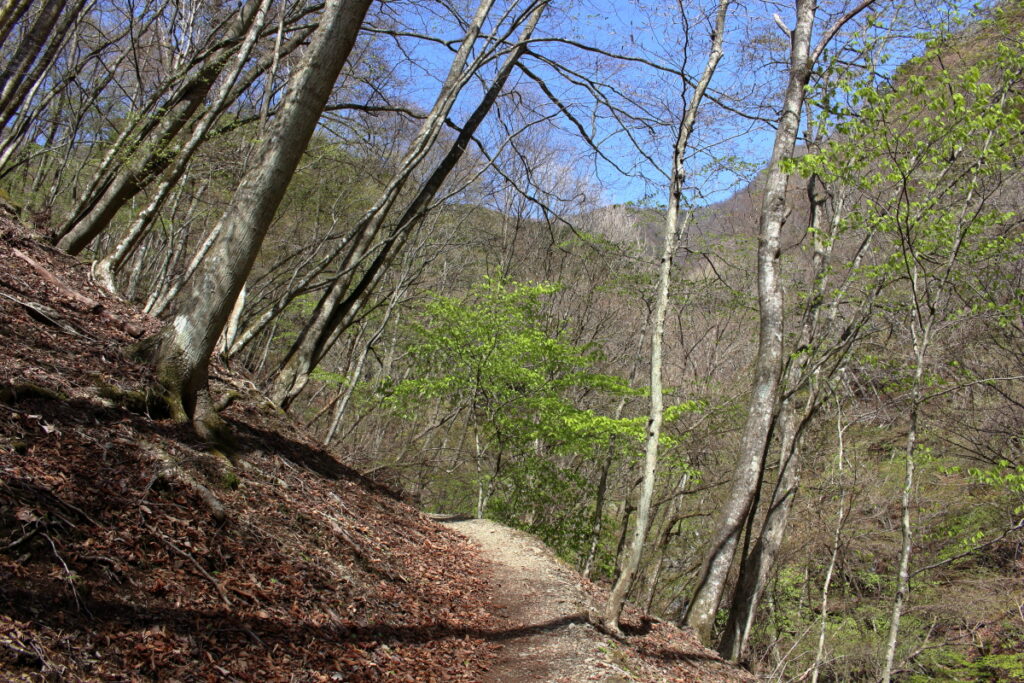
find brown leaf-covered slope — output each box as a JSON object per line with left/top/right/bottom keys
{"left": 0, "top": 209, "right": 749, "bottom": 682}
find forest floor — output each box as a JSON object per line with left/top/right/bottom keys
{"left": 434, "top": 515, "right": 750, "bottom": 682}
{"left": 0, "top": 209, "right": 750, "bottom": 681}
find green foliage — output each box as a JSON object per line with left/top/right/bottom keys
{"left": 486, "top": 455, "right": 595, "bottom": 559}
{"left": 792, "top": 32, "right": 1024, "bottom": 319}
{"left": 385, "top": 275, "right": 699, "bottom": 559}
{"left": 911, "top": 649, "right": 1024, "bottom": 682}
{"left": 388, "top": 275, "right": 639, "bottom": 453}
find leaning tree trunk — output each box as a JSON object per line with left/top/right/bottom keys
{"left": 601, "top": 0, "right": 729, "bottom": 635}
{"left": 92, "top": 0, "right": 275, "bottom": 292}
{"left": 145, "top": 0, "right": 373, "bottom": 440}
{"left": 270, "top": 0, "right": 549, "bottom": 409}
{"left": 0, "top": 0, "right": 76, "bottom": 128}
{"left": 55, "top": 1, "right": 264, "bottom": 254}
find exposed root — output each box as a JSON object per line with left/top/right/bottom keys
{"left": 214, "top": 390, "right": 240, "bottom": 412}
{"left": 94, "top": 382, "right": 168, "bottom": 418}
{"left": 589, "top": 608, "right": 626, "bottom": 640}
{"left": 193, "top": 387, "right": 239, "bottom": 463}
{"left": 0, "top": 382, "right": 67, "bottom": 404}
{"left": 143, "top": 444, "right": 227, "bottom": 524}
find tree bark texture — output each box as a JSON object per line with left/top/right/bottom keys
{"left": 684, "top": 0, "right": 818, "bottom": 644}
{"left": 148, "top": 0, "right": 373, "bottom": 430}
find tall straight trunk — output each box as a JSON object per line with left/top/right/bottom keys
{"left": 601, "top": 0, "right": 730, "bottom": 635}
{"left": 145, "top": 0, "right": 373, "bottom": 437}
{"left": 684, "top": 0, "right": 817, "bottom": 643}
{"left": 270, "top": 0, "right": 549, "bottom": 409}
{"left": 601, "top": 209, "right": 687, "bottom": 634}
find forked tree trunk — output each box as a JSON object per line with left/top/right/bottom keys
{"left": 145, "top": 0, "right": 373, "bottom": 438}
{"left": 684, "top": 0, "right": 876, "bottom": 644}
{"left": 718, "top": 171, "right": 835, "bottom": 661}
{"left": 601, "top": 0, "right": 729, "bottom": 634}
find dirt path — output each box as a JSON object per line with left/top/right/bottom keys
{"left": 432, "top": 515, "right": 633, "bottom": 682}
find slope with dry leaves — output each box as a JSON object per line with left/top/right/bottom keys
{"left": 0, "top": 209, "right": 749, "bottom": 681}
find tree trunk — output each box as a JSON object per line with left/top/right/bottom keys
{"left": 583, "top": 316, "right": 649, "bottom": 579}
{"left": 93, "top": 0, "right": 275, "bottom": 291}
{"left": 719, "top": 398, "right": 803, "bottom": 660}
{"left": 55, "top": 1, "right": 265, "bottom": 254}
{"left": 269, "top": 0, "right": 549, "bottom": 409}
{"left": 601, "top": 0, "right": 729, "bottom": 634}
{"left": 0, "top": 0, "right": 70, "bottom": 125}
{"left": 145, "top": 0, "right": 373, "bottom": 438}
{"left": 880, "top": 346, "right": 923, "bottom": 682}
{"left": 811, "top": 404, "right": 849, "bottom": 683}
{"left": 718, "top": 166, "right": 839, "bottom": 660}
{"left": 684, "top": 0, "right": 817, "bottom": 643}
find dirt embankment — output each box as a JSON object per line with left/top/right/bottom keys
{"left": 0, "top": 213, "right": 750, "bottom": 681}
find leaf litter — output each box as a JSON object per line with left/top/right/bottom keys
{"left": 0, "top": 212, "right": 750, "bottom": 681}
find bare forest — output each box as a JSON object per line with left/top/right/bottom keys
{"left": 2, "top": 0, "right": 1024, "bottom": 679}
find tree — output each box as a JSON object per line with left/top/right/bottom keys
{"left": 684, "top": 0, "right": 876, "bottom": 646}
{"left": 53, "top": 1, "right": 314, "bottom": 255}
{"left": 753, "top": 18, "right": 1024, "bottom": 675}
{"left": 268, "top": 0, "right": 551, "bottom": 410}
{"left": 600, "top": 0, "right": 731, "bottom": 636}
{"left": 388, "top": 277, "right": 636, "bottom": 520}
{"left": 143, "top": 0, "right": 374, "bottom": 440}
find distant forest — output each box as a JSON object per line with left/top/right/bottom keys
{"left": 2, "top": 0, "right": 1024, "bottom": 678}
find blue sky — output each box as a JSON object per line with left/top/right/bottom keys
{"left": 366, "top": 0, "right": 982, "bottom": 211}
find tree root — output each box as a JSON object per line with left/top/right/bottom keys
{"left": 94, "top": 382, "right": 168, "bottom": 418}
{"left": 0, "top": 381, "right": 67, "bottom": 404}
{"left": 142, "top": 444, "right": 227, "bottom": 523}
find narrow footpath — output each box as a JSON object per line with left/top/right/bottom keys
{"left": 432, "top": 514, "right": 753, "bottom": 683}
{"left": 435, "top": 515, "right": 632, "bottom": 682}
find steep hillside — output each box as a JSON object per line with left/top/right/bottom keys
{"left": 0, "top": 210, "right": 748, "bottom": 681}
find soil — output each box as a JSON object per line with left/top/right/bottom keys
{"left": 435, "top": 515, "right": 753, "bottom": 683}
{"left": 0, "top": 211, "right": 752, "bottom": 681}
{"left": 435, "top": 516, "right": 628, "bottom": 682}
